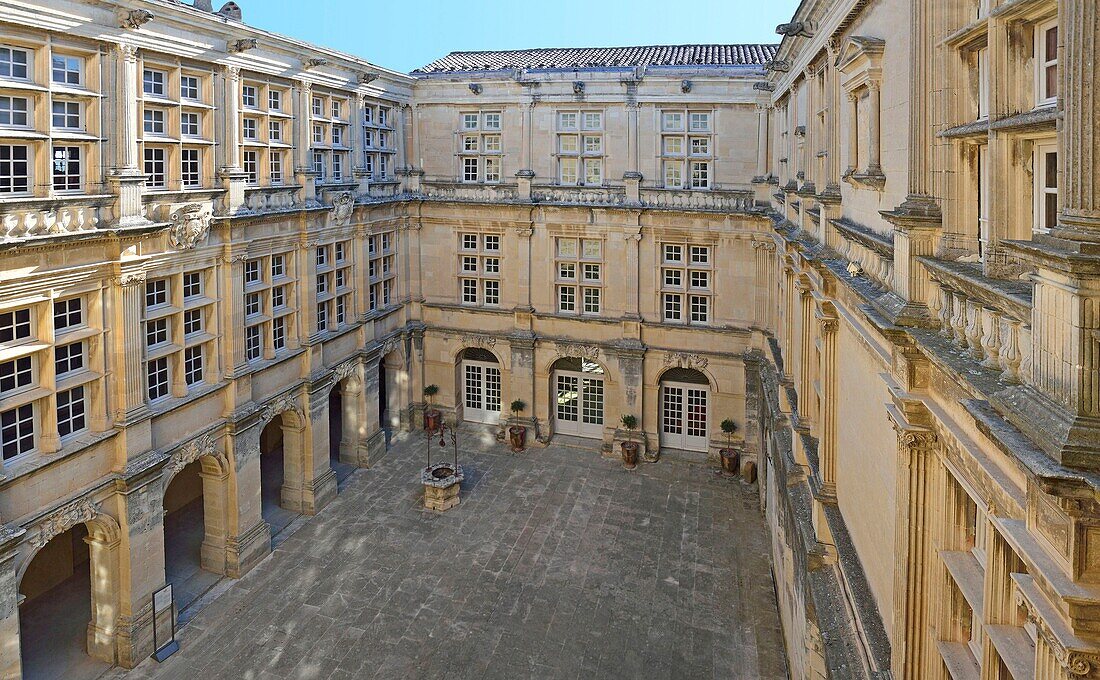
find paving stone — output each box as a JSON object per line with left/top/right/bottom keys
{"left": 108, "top": 428, "right": 786, "bottom": 679}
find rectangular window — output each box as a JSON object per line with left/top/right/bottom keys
{"left": 462, "top": 278, "right": 478, "bottom": 304}
{"left": 662, "top": 111, "right": 684, "bottom": 131}
{"left": 51, "top": 54, "right": 82, "bottom": 86}
{"left": 583, "top": 135, "right": 602, "bottom": 154}
{"left": 316, "top": 273, "right": 328, "bottom": 295}
{"left": 483, "top": 234, "right": 500, "bottom": 251}
{"left": 271, "top": 254, "right": 285, "bottom": 278}
{"left": 335, "top": 296, "right": 347, "bottom": 325}
{"left": 313, "top": 124, "right": 324, "bottom": 144}
{"left": 147, "top": 356, "right": 169, "bottom": 400}
{"left": 690, "top": 161, "right": 710, "bottom": 189}
{"left": 184, "top": 345, "right": 203, "bottom": 386}
{"left": 183, "top": 308, "right": 202, "bottom": 335}
{"left": 559, "top": 157, "right": 578, "bottom": 185}
{"left": 690, "top": 137, "right": 710, "bottom": 156}
{"left": 332, "top": 126, "right": 344, "bottom": 146}
{"left": 483, "top": 280, "right": 500, "bottom": 305}
{"left": 242, "top": 117, "right": 258, "bottom": 140}
{"left": 378, "top": 108, "right": 388, "bottom": 126}
{"left": 145, "top": 279, "right": 168, "bottom": 308}
{"left": 246, "top": 325, "right": 261, "bottom": 360}
{"left": 462, "top": 113, "right": 478, "bottom": 130}
{"left": 690, "top": 246, "right": 709, "bottom": 264}
{"left": 332, "top": 153, "right": 343, "bottom": 180}
{"left": 689, "top": 112, "right": 711, "bottom": 131}
{"left": 316, "top": 304, "right": 328, "bottom": 331}
{"left": 583, "top": 287, "right": 600, "bottom": 314}
{"left": 271, "top": 285, "right": 285, "bottom": 309}
{"left": 559, "top": 112, "right": 578, "bottom": 130}
{"left": 690, "top": 295, "right": 709, "bottom": 322}
{"left": 183, "top": 272, "right": 202, "bottom": 299}
{"left": 483, "top": 112, "right": 501, "bottom": 130}
{"left": 145, "top": 317, "right": 168, "bottom": 347}
{"left": 244, "top": 259, "right": 261, "bottom": 284}
{"left": 1036, "top": 20, "right": 1059, "bottom": 106}
{"left": 51, "top": 101, "right": 80, "bottom": 129}
{"left": 664, "top": 268, "right": 683, "bottom": 288}
{"left": 144, "top": 148, "right": 166, "bottom": 188}
{"left": 143, "top": 108, "right": 165, "bottom": 135}
{"left": 463, "top": 156, "right": 479, "bottom": 182}
{"left": 664, "top": 161, "right": 684, "bottom": 188}
{"left": 976, "top": 48, "right": 990, "bottom": 120}
{"left": 583, "top": 159, "right": 602, "bottom": 186}
{"left": 312, "top": 97, "right": 323, "bottom": 116}
{"left": 52, "top": 146, "right": 81, "bottom": 192}
{"left": 269, "top": 153, "right": 283, "bottom": 185}
{"left": 181, "top": 75, "right": 199, "bottom": 101}
{"left": 0, "top": 357, "right": 32, "bottom": 395}
{"left": 55, "top": 341, "right": 84, "bottom": 375}
{"left": 181, "top": 112, "right": 200, "bottom": 137}
{"left": 1, "top": 403, "right": 34, "bottom": 459}
{"left": 582, "top": 112, "right": 602, "bottom": 130}
{"left": 559, "top": 135, "right": 579, "bottom": 154}
{"left": 332, "top": 100, "right": 342, "bottom": 119}
{"left": 663, "top": 136, "right": 684, "bottom": 156}
{"left": 0, "top": 96, "right": 28, "bottom": 127}
{"left": 245, "top": 292, "right": 261, "bottom": 317}
{"left": 0, "top": 47, "right": 30, "bottom": 80}
{"left": 559, "top": 286, "right": 576, "bottom": 312}
{"left": 1035, "top": 142, "right": 1059, "bottom": 232}
{"left": 272, "top": 316, "right": 286, "bottom": 350}
{"left": 0, "top": 309, "right": 31, "bottom": 342}
{"left": 142, "top": 69, "right": 166, "bottom": 97}
{"left": 54, "top": 298, "right": 82, "bottom": 331}
{"left": 243, "top": 151, "right": 258, "bottom": 185}
{"left": 312, "top": 151, "right": 324, "bottom": 179}
{"left": 462, "top": 233, "right": 478, "bottom": 250}
{"left": 181, "top": 148, "right": 200, "bottom": 187}
{"left": 57, "top": 385, "right": 87, "bottom": 436}
{"left": 0, "top": 144, "right": 29, "bottom": 193}
{"left": 242, "top": 85, "right": 258, "bottom": 108}
{"left": 269, "top": 90, "right": 281, "bottom": 111}
{"left": 664, "top": 293, "right": 682, "bottom": 321}
{"left": 483, "top": 134, "right": 501, "bottom": 153}
{"left": 484, "top": 157, "right": 501, "bottom": 183}
{"left": 269, "top": 120, "right": 281, "bottom": 141}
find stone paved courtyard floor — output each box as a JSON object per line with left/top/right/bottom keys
{"left": 113, "top": 428, "right": 787, "bottom": 680}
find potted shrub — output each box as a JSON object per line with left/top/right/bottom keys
{"left": 423, "top": 385, "right": 441, "bottom": 433}
{"left": 719, "top": 418, "right": 740, "bottom": 475}
{"left": 620, "top": 414, "right": 640, "bottom": 469}
{"left": 508, "top": 399, "right": 527, "bottom": 452}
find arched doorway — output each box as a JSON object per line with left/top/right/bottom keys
{"left": 551, "top": 357, "right": 605, "bottom": 439}
{"left": 459, "top": 348, "right": 501, "bottom": 424}
{"left": 18, "top": 523, "right": 111, "bottom": 680}
{"left": 259, "top": 412, "right": 302, "bottom": 537}
{"left": 659, "top": 368, "right": 710, "bottom": 452}
{"left": 163, "top": 459, "right": 222, "bottom": 615}
{"left": 328, "top": 377, "right": 358, "bottom": 485}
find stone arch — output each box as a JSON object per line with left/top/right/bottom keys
{"left": 547, "top": 355, "right": 610, "bottom": 441}
{"left": 329, "top": 359, "right": 368, "bottom": 471}
{"left": 455, "top": 346, "right": 505, "bottom": 425}
{"left": 656, "top": 366, "right": 713, "bottom": 454}
{"left": 656, "top": 366, "right": 713, "bottom": 387}
{"left": 256, "top": 394, "right": 310, "bottom": 519}
{"left": 452, "top": 343, "right": 504, "bottom": 367}
{"left": 17, "top": 501, "right": 122, "bottom": 671}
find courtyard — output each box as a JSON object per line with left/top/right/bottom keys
{"left": 110, "top": 428, "right": 786, "bottom": 680}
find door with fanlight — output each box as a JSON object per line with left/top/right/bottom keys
{"left": 660, "top": 378, "right": 709, "bottom": 452}
{"left": 553, "top": 358, "right": 605, "bottom": 439}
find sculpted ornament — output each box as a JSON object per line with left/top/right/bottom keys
{"left": 119, "top": 9, "right": 154, "bottom": 29}
{"left": 260, "top": 394, "right": 304, "bottom": 425}
{"left": 31, "top": 498, "right": 99, "bottom": 550}
{"left": 554, "top": 342, "right": 599, "bottom": 360}
{"left": 333, "top": 360, "right": 358, "bottom": 381}
{"left": 331, "top": 192, "right": 355, "bottom": 226}
{"left": 169, "top": 203, "right": 212, "bottom": 250}
{"left": 380, "top": 335, "right": 401, "bottom": 357}
{"left": 462, "top": 333, "right": 496, "bottom": 349}
{"left": 664, "top": 352, "right": 708, "bottom": 371}
{"left": 166, "top": 433, "right": 220, "bottom": 476}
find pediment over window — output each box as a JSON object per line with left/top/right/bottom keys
{"left": 836, "top": 36, "right": 885, "bottom": 91}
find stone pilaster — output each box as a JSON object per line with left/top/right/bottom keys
{"left": 624, "top": 227, "right": 642, "bottom": 320}
{"left": 616, "top": 347, "right": 647, "bottom": 458}
{"left": 888, "top": 410, "right": 936, "bottom": 680}
{"left": 0, "top": 526, "right": 24, "bottom": 679}
{"left": 294, "top": 79, "right": 319, "bottom": 206}
{"left": 303, "top": 383, "right": 337, "bottom": 514}
{"left": 218, "top": 66, "right": 249, "bottom": 215}
{"left": 115, "top": 271, "right": 149, "bottom": 422}
{"left": 108, "top": 43, "right": 149, "bottom": 227}
{"left": 225, "top": 422, "right": 271, "bottom": 577}
{"left": 816, "top": 315, "right": 838, "bottom": 494}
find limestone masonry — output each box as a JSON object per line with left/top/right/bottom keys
{"left": 0, "top": 0, "right": 1093, "bottom": 678}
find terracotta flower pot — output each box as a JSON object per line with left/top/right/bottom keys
{"left": 620, "top": 441, "right": 639, "bottom": 469}
{"left": 424, "top": 409, "right": 442, "bottom": 433}
{"left": 720, "top": 448, "right": 740, "bottom": 475}
{"left": 508, "top": 425, "right": 527, "bottom": 452}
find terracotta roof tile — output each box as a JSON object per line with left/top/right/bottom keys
{"left": 412, "top": 44, "right": 778, "bottom": 74}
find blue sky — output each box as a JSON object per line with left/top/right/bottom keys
{"left": 238, "top": 0, "right": 801, "bottom": 73}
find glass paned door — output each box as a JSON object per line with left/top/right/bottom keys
{"left": 554, "top": 371, "right": 604, "bottom": 438}
{"left": 462, "top": 361, "right": 501, "bottom": 424}
{"left": 661, "top": 382, "right": 708, "bottom": 451}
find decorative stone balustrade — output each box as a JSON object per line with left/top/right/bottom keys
{"left": 416, "top": 181, "right": 757, "bottom": 213}
{"left": 0, "top": 196, "right": 110, "bottom": 242}
{"left": 242, "top": 186, "right": 300, "bottom": 213}
{"left": 421, "top": 181, "right": 519, "bottom": 203}
{"left": 530, "top": 184, "right": 627, "bottom": 206}
{"left": 640, "top": 187, "right": 757, "bottom": 212}
{"left": 828, "top": 217, "right": 894, "bottom": 290}
{"left": 921, "top": 258, "right": 1033, "bottom": 383}
{"left": 365, "top": 181, "right": 401, "bottom": 199}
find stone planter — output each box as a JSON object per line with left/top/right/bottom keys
{"left": 620, "top": 441, "right": 639, "bottom": 469}
{"left": 720, "top": 448, "right": 740, "bottom": 475}
{"left": 742, "top": 460, "right": 757, "bottom": 484}
{"left": 421, "top": 463, "right": 464, "bottom": 511}
{"left": 508, "top": 425, "right": 526, "bottom": 452}
{"left": 423, "top": 408, "right": 442, "bottom": 433}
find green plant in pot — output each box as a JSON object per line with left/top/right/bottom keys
{"left": 620, "top": 414, "right": 640, "bottom": 469}
{"left": 508, "top": 399, "right": 527, "bottom": 452}
{"left": 423, "top": 384, "right": 441, "bottom": 433}
{"left": 719, "top": 418, "right": 740, "bottom": 475}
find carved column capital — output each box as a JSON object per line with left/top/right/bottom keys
{"left": 113, "top": 42, "right": 139, "bottom": 62}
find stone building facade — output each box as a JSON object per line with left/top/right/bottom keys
{"left": 0, "top": 0, "right": 1097, "bottom": 679}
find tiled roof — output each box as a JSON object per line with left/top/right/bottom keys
{"left": 412, "top": 44, "right": 779, "bottom": 74}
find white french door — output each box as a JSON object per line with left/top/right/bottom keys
{"left": 462, "top": 360, "right": 501, "bottom": 424}
{"left": 661, "top": 382, "right": 708, "bottom": 452}
{"left": 554, "top": 370, "right": 604, "bottom": 438}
